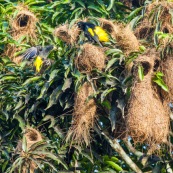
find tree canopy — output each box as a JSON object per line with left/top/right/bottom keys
{"left": 1, "top": 0, "right": 173, "bottom": 173}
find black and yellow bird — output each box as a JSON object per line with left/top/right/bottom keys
{"left": 22, "top": 45, "right": 54, "bottom": 72}
{"left": 77, "top": 21, "right": 109, "bottom": 47}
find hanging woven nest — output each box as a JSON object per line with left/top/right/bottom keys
{"left": 54, "top": 24, "right": 80, "bottom": 44}
{"left": 10, "top": 5, "right": 38, "bottom": 39}
{"left": 66, "top": 82, "right": 97, "bottom": 146}
{"left": 99, "top": 18, "right": 139, "bottom": 55}
{"left": 75, "top": 43, "right": 107, "bottom": 73}
{"left": 4, "top": 4, "right": 38, "bottom": 64}
{"left": 126, "top": 49, "right": 169, "bottom": 150}
{"left": 135, "top": 1, "right": 173, "bottom": 41}
{"left": 14, "top": 128, "right": 43, "bottom": 173}
{"left": 161, "top": 55, "right": 173, "bottom": 101}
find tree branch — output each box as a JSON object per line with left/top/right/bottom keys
{"left": 101, "top": 132, "right": 143, "bottom": 173}
{"left": 123, "top": 139, "right": 143, "bottom": 158}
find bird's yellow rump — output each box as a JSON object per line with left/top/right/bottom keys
{"left": 94, "top": 26, "right": 109, "bottom": 42}
{"left": 34, "top": 56, "right": 43, "bottom": 72}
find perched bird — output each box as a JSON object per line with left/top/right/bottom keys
{"left": 22, "top": 45, "right": 54, "bottom": 72}
{"left": 77, "top": 21, "right": 109, "bottom": 47}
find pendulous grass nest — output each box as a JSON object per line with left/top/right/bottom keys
{"left": 126, "top": 49, "right": 169, "bottom": 151}
{"left": 99, "top": 18, "right": 139, "bottom": 55}
{"left": 4, "top": 4, "right": 38, "bottom": 64}
{"left": 66, "top": 82, "right": 97, "bottom": 146}
{"left": 75, "top": 43, "right": 107, "bottom": 73}
{"left": 54, "top": 24, "right": 80, "bottom": 45}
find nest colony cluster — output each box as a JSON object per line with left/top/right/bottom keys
{"left": 5, "top": 1, "right": 173, "bottom": 152}
{"left": 54, "top": 18, "right": 141, "bottom": 146}
{"left": 126, "top": 1, "right": 173, "bottom": 149}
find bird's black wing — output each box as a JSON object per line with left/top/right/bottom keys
{"left": 85, "top": 25, "right": 103, "bottom": 47}
{"left": 22, "top": 47, "right": 38, "bottom": 60}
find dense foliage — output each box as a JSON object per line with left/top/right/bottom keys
{"left": 1, "top": 0, "right": 173, "bottom": 173}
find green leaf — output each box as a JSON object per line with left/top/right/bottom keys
{"left": 76, "top": 0, "right": 85, "bottom": 8}
{"left": 0, "top": 75, "right": 17, "bottom": 82}
{"left": 62, "top": 78, "right": 72, "bottom": 91}
{"left": 45, "top": 85, "right": 62, "bottom": 110}
{"left": 105, "top": 49, "right": 122, "bottom": 56}
{"left": 129, "top": 15, "right": 143, "bottom": 30}
{"left": 43, "top": 115, "right": 56, "bottom": 128}
{"left": 127, "top": 7, "right": 143, "bottom": 20}
{"left": 52, "top": 11, "right": 60, "bottom": 22}
{"left": 14, "top": 115, "right": 25, "bottom": 130}
{"left": 139, "top": 45, "right": 146, "bottom": 52}
{"left": 153, "top": 79, "right": 168, "bottom": 92}
{"left": 37, "top": 82, "right": 50, "bottom": 100}
{"left": 138, "top": 65, "right": 144, "bottom": 81}
{"left": 26, "top": 0, "right": 45, "bottom": 6}
{"left": 102, "top": 100, "right": 111, "bottom": 109}
{"left": 105, "top": 58, "right": 118, "bottom": 71}
{"left": 155, "top": 71, "right": 164, "bottom": 77}
{"left": 22, "top": 136, "right": 27, "bottom": 152}
{"left": 153, "top": 72, "right": 169, "bottom": 92}
{"left": 111, "top": 156, "right": 119, "bottom": 162}
{"left": 32, "top": 151, "right": 68, "bottom": 169}
{"left": 101, "top": 88, "right": 116, "bottom": 103}
{"left": 105, "top": 161, "right": 123, "bottom": 171}
{"left": 107, "top": 0, "right": 114, "bottom": 11}
{"left": 2, "top": 160, "right": 8, "bottom": 172}
{"left": 22, "top": 76, "right": 42, "bottom": 86}
{"left": 88, "top": 5, "right": 103, "bottom": 13}
{"left": 14, "top": 99, "right": 23, "bottom": 110}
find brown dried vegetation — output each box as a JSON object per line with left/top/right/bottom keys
{"left": 99, "top": 18, "right": 139, "bottom": 55}
{"left": 54, "top": 24, "right": 80, "bottom": 44}
{"left": 66, "top": 82, "right": 97, "bottom": 146}
{"left": 126, "top": 50, "right": 169, "bottom": 148}
{"left": 4, "top": 5, "right": 38, "bottom": 63}
{"left": 161, "top": 56, "right": 173, "bottom": 101}
{"left": 135, "top": 1, "right": 173, "bottom": 42}
{"left": 15, "top": 128, "right": 43, "bottom": 173}
{"left": 75, "top": 43, "right": 107, "bottom": 73}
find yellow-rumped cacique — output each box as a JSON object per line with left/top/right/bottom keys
{"left": 77, "top": 21, "right": 109, "bottom": 47}
{"left": 22, "top": 45, "right": 54, "bottom": 72}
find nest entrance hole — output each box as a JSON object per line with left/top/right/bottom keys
{"left": 153, "top": 59, "right": 160, "bottom": 72}
{"left": 102, "top": 24, "right": 113, "bottom": 33}
{"left": 140, "top": 61, "right": 151, "bottom": 76}
{"left": 17, "top": 14, "right": 29, "bottom": 27}
{"left": 27, "top": 131, "right": 38, "bottom": 141}
{"left": 163, "top": 27, "right": 169, "bottom": 33}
